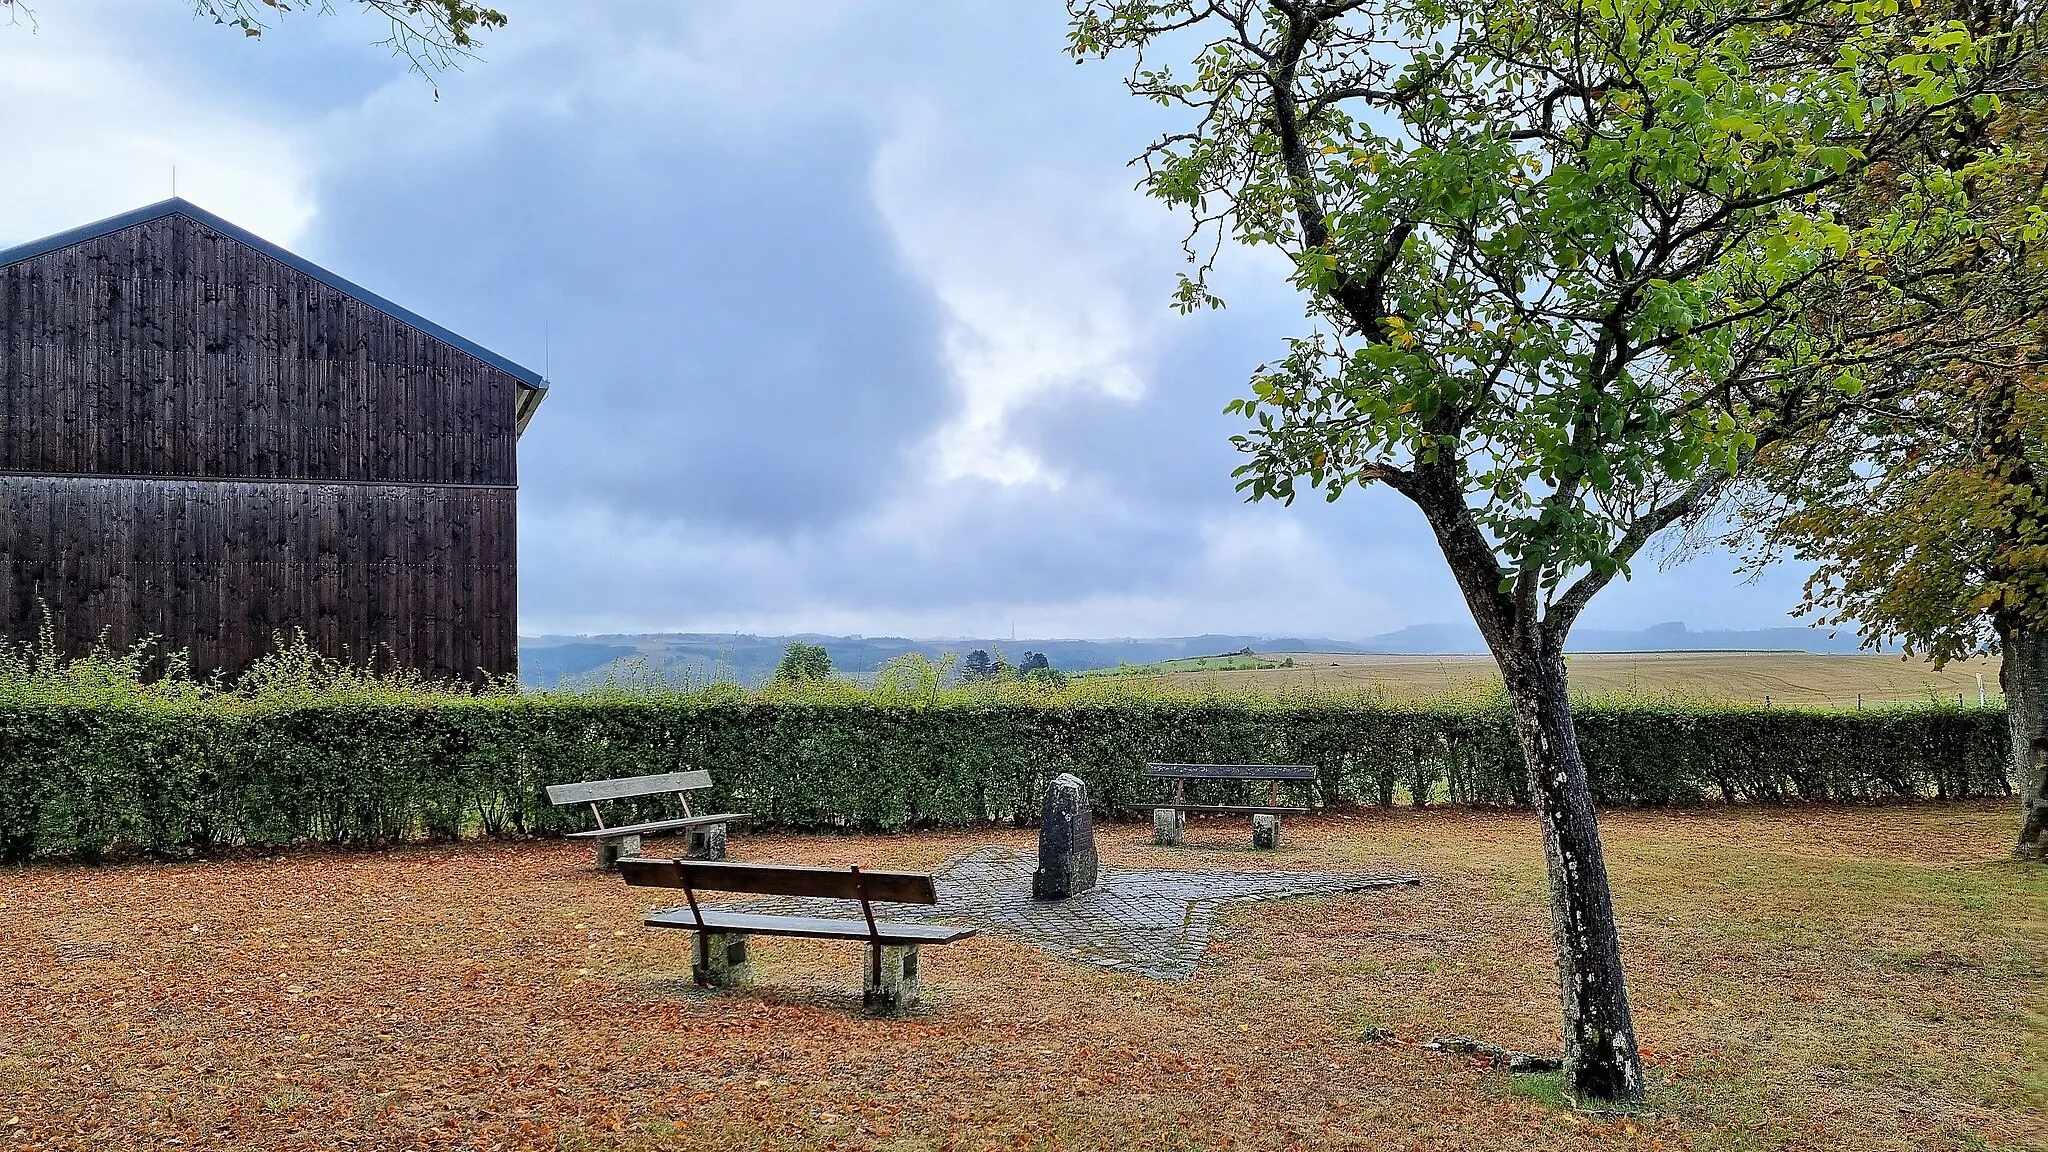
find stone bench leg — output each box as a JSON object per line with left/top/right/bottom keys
{"left": 596, "top": 833, "right": 643, "bottom": 870}
{"left": 686, "top": 822, "right": 728, "bottom": 861}
{"left": 863, "top": 944, "right": 921, "bottom": 1014}
{"left": 693, "top": 931, "right": 752, "bottom": 988}
{"left": 1153, "top": 808, "right": 1185, "bottom": 847}
{"left": 1251, "top": 814, "right": 1281, "bottom": 850}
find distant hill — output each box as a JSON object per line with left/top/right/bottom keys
{"left": 516, "top": 621, "right": 1873, "bottom": 688}
{"left": 515, "top": 632, "right": 1290, "bottom": 688}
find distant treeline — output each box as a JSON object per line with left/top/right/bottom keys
{"left": 517, "top": 621, "right": 1880, "bottom": 687}
{"left": 0, "top": 642, "right": 2008, "bottom": 863}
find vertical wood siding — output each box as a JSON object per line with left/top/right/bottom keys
{"left": 0, "top": 214, "right": 517, "bottom": 485}
{"left": 0, "top": 212, "right": 521, "bottom": 681}
{"left": 0, "top": 477, "right": 516, "bottom": 679}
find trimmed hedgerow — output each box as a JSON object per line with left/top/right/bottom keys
{"left": 0, "top": 658, "right": 2012, "bottom": 861}
{"left": 0, "top": 684, "right": 2007, "bottom": 856}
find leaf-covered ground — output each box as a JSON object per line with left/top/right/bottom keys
{"left": 2, "top": 803, "right": 2041, "bottom": 1151}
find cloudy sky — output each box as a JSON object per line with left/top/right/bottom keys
{"left": 0, "top": 1, "right": 1821, "bottom": 640}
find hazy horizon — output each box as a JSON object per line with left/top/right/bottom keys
{"left": 519, "top": 619, "right": 1859, "bottom": 646}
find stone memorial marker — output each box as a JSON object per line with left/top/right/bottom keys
{"left": 1031, "top": 773, "right": 1099, "bottom": 899}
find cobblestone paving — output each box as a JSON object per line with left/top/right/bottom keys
{"left": 705, "top": 846, "right": 1421, "bottom": 980}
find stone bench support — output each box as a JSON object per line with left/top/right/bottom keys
{"left": 595, "top": 822, "right": 728, "bottom": 870}
{"left": 693, "top": 931, "right": 753, "bottom": 988}
{"left": 863, "top": 944, "right": 921, "bottom": 1014}
{"left": 686, "top": 823, "right": 728, "bottom": 861}
{"left": 1252, "top": 813, "right": 1281, "bottom": 850}
{"left": 596, "top": 834, "right": 644, "bottom": 870}
{"left": 1153, "top": 807, "right": 1284, "bottom": 849}
{"left": 1153, "top": 808, "right": 1185, "bottom": 847}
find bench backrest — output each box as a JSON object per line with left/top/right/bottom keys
{"left": 1144, "top": 762, "right": 1318, "bottom": 781}
{"left": 618, "top": 858, "right": 939, "bottom": 906}
{"left": 546, "top": 770, "right": 713, "bottom": 807}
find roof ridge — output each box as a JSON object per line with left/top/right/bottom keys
{"left": 0, "top": 198, "right": 549, "bottom": 396}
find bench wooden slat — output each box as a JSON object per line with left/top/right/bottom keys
{"left": 564, "top": 813, "right": 749, "bottom": 840}
{"left": 545, "top": 770, "right": 713, "bottom": 806}
{"left": 1144, "top": 763, "right": 1318, "bottom": 781}
{"left": 645, "top": 908, "right": 976, "bottom": 945}
{"left": 1146, "top": 804, "right": 1311, "bottom": 815}
{"left": 619, "top": 858, "right": 940, "bottom": 906}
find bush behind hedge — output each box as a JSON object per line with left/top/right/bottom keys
{"left": 0, "top": 671, "right": 2012, "bottom": 862}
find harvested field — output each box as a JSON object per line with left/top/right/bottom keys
{"left": 1, "top": 804, "right": 2041, "bottom": 1151}
{"left": 1159, "top": 651, "right": 2005, "bottom": 706}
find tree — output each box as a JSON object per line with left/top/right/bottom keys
{"left": 959, "top": 649, "right": 998, "bottom": 682}
{"left": 875, "top": 651, "right": 958, "bottom": 703}
{"left": 960, "top": 648, "right": 1020, "bottom": 683}
{"left": 773, "top": 642, "right": 833, "bottom": 684}
{"left": 1728, "top": 51, "right": 2048, "bottom": 852}
{"left": 1745, "top": 368, "right": 2048, "bottom": 854}
{"left": 1070, "top": 0, "right": 2041, "bottom": 1102}
{"left": 1018, "top": 651, "right": 1068, "bottom": 687}
{"left": 2, "top": 1, "right": 507, "bottom": 77}
{"left": 1726, "top": 11, "right": 2048, "bottom": 859}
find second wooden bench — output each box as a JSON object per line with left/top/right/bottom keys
{"left": 547, "top": 770, "right": 749, "bottom": 868}
{"left": 1142, "top": 762, "right": 1316, "bottom": 849}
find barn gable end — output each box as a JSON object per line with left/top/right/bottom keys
{"left": 0, "top": 200, "right": 543, "bottom": 682}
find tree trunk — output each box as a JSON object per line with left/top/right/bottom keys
{"left": 2005, "top": 623, "right": 2048, "bottom": 861}
{"left": 1498, "top": 640, "right": 1646, "bottom": 1103}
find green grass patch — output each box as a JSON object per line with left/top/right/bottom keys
{"left": 1507, "top": 1071, "right": 1571, "bottom": 1109}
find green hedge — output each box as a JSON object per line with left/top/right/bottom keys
{"left": 0, "top": 689, "right": 2012, "bottom": 862}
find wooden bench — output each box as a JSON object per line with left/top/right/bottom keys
{"left": 618, "top": 857, "right": 976, "bottom": 1013}
{"left": 1142, "top": 762, "right": 1317, "bottom": 849}
{"left": 546, "top": 771, "right": 749, "bottom": 869}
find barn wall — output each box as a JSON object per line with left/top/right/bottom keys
{"left": 0, "top": 476, "right": 517, "bottom": 680}
{"left": 0, "top": 211, "right": 524, "bottom": 682}
{"left": 0, "top": 214, "right": 517, "bottom": 486}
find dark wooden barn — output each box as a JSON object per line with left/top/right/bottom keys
{"left": 0, "top": 198, "right": 547, "bottom": 682}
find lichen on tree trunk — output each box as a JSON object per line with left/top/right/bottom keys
{"left": 1499, "top": 640, "right": 1646, "bottom": 1103}
{"left": 2004, "top": 624, "right": 2048, "bottom": 861}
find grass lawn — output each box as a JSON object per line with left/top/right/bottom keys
{"left": 2, "top": 803, "right": 2041, "bottom": 1151}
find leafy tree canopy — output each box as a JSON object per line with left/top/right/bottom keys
{"left": 2, "top": 1, "right": 507, "bottom": 76}
{"left": 773, "top": 642, "right": 833, "bottom": 684}
{"left": 1730, "top": 45, "right": 2048, "bottom": 666}
{"left": 1071, "top": 0, "right": 2043, "bottom": 648}
{"left": 1740, "top": 368, "right": 2048, "bottom": 663}
{"left": 960, "top": 649, "right": 1023, "bottom": 683}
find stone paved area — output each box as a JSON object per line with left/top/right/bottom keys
{"left": 699, "top": 846, "right": 1421, "bottom": 980}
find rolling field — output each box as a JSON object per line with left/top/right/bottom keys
{"left": 1143, "top": 650, "right": 2004, "bottom": 706}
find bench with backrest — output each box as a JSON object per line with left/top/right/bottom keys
{"left": 546, "top": 771, "right": 749, "bottom": 869}
{"left": 1142, "top": 762, "right": 1317, "bottom": 849}
{"left": 617, "top": 857, "right": 975, "bottom": 1013}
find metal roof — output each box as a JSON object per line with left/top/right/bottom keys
{"left": 0, "top": 198, "right": 549, "bottom": 428}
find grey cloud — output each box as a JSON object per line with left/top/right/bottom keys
{"left": 2, "top": 0, "right": 1822, "bottom": 640}
{"left": 308, "top": 115, "right": 950, "bottom": 534}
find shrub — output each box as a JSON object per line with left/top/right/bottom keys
{"left": 0, "top": 640, "right": 2012, "bottom": 861}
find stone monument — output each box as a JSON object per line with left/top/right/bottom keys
{"left": 1031, "top": 773, "right": 1099, "bottom": 899}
